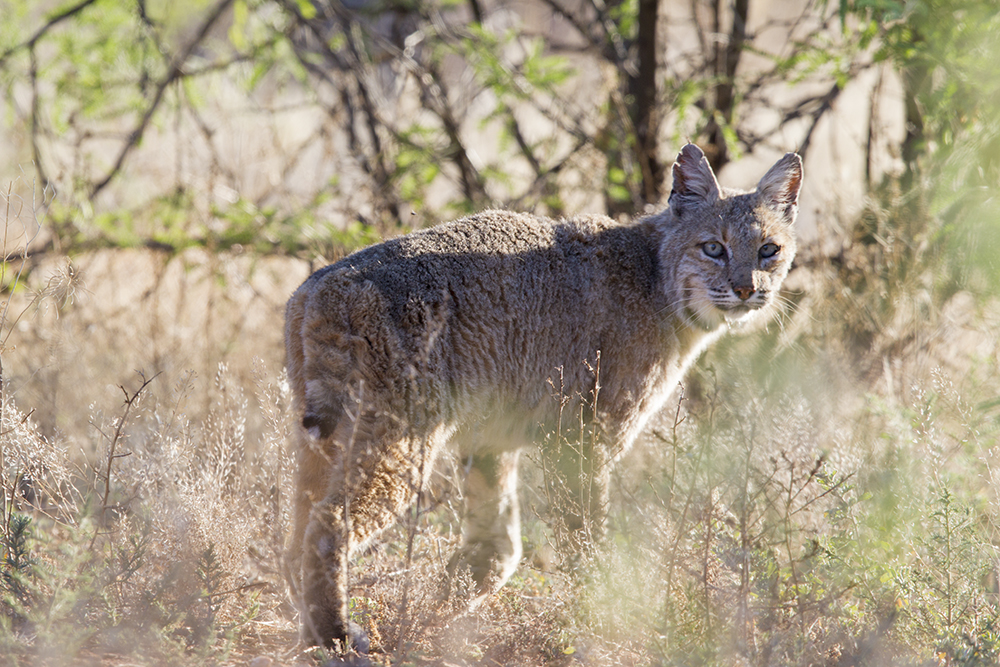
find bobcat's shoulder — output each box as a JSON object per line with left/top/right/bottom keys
{"left": 283, "top": 143, "right": 804, "bottom": 651}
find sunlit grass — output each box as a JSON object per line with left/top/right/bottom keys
{"left": 2, "top": 169, "right": 1000, "bottom": 667}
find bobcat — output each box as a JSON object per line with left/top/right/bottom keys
{"left": 284, "top": 143, "right": 802, "bottom": 650}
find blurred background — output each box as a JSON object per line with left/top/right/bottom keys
{"left": 1, "top": 0, "right": 999, "bottom": 665}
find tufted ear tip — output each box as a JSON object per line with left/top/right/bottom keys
{"left": 756, "top": 152, "right": 803, "bottom": 223}
{"left": 669, "top": 143, "right": 720, "bottom": 215}
{"left": 677, "top": 143, "right": 706, "bottom": 162}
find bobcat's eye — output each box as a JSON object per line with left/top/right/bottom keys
{"left": 759, "top": 243, "right": 780, "bottom": 259}
{"left": 702, "top": 242, "right": 726, "bottom": 259}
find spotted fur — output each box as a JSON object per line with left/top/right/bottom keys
{"left": 284, "top": 143, "right": 802, "bottom": 650}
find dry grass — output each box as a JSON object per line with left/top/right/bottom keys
{"left": 3, "top": 176, "right": 1000, "bottom": 667}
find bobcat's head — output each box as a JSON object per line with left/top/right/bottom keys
{"left": 665, "top": 143, "right": 802, "bottom": 330}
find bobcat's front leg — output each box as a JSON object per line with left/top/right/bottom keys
{"left": 447, "top": 450, "right": 523, "bottom": 602}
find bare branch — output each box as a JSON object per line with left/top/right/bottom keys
{"left": 27, "top": 46, "right": 50, "bottom": 191}
{"left": 91, "top": 371, "right": 159, "bottom": 542}
{"left": 0, "top": 0, "right": 101, "bottom": 68}
{"left": 90, "top": 0, "right": 238, "bottom": 200}
{"left": 795, "top": 82, "right": 843, "bottom": 159}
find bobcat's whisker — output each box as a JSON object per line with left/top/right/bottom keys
{"left": 283, "top": 142, "right": 803, "bottom": 652}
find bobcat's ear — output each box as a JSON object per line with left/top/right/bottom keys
{"left": 668, "top": 143, "right": 720, "bottom": 216}
{"left": 756, "top": 152, "right": 803, "bottom": 224}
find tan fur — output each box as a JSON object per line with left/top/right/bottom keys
{"left": 284, "top": 144, "right": 803, "bottom": 650}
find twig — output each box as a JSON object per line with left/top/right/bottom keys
{"left": 90, "top": 0, "right": 237, "bottom": 199}
{"left": 202, "top": 580, "right": 268, "bottom": 600}
{"left": 98, "top": 372, "right": 159, "bottom": 516}
{"left": 0, "top": 0, "right": 100, "bottom": 68}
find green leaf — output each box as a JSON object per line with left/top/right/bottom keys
{"left": 229, "top": 0, "right": 249, "bottom": 51}
{"left": 295, "top": 0, "right": 317, "bottom": 19}
{"left": 608, "top": 184, "right": 630, "bottom": 202}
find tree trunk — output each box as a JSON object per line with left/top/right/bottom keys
{"left": 705, "top": 0, "right": 748, "bottom": 172}
{"left": 630, "top": 0, "right": 664, "bottom": 203}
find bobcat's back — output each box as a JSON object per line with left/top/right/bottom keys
{"left": 284, "top": 143, "right": 804, "bottom": 651}
{"left": 287, "top": 210, "right": 673, "bottom": 448}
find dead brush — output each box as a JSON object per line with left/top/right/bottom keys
{"left": 0, "top": 176, "right": 299, "bottom": 665}
{"left": 604, "top": 375, "right": 858, "bottom": 665}
{"left": 0, "top": 353, "right": 300, "bottom": 664}
{"left": 344, "top": 509, "right": 575, "bottom": 666}
{"left": 532, "top": 355, "right": 612, "bottom": 569}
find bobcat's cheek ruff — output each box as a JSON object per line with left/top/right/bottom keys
{"left": 283, "top": 143, "right": 802, "bottom": 651}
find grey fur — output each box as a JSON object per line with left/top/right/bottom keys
{"left": 284, "top": 143, "right": 802, "bottom": 650}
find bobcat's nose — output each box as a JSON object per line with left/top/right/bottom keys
{"left": 732, "top": 285, "right": 754, "bottom": 301}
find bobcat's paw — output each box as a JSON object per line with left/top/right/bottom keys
{"left": 443, "top": 548, "right": 512, "bottom": 610}
{"left": 344, "top": 620, "right": 370, "bottom": 655}
{"left": 318, "top": 634, "right": 373, "bottom": 667}
{"left": 301, "top": 610, "right": 369, "bottom": 654}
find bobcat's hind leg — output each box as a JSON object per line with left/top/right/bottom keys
{"left": 284, "top": 423, "right": 336, "bottom": 606}
{"left": 296, "top": 412, "right": 368, "bottom": 653}
{"left": 300, "top": 498, "right": 365, "bottom": 653}
{"left": 447, "top": 450, "right": 523, "bottom": 604}
{"left": 299, "top": 414, "right": 446, "bottom": 652}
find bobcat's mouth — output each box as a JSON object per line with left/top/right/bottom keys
{"left": 682, "top": 299, "right": 727, "bottom": 330}
{"left": 682, "top": 283, "right": 772, "bottom": 328}
{"left": 718, "top": 298, "right": 771, "bottom": 325}
{"left": 722, "top": 301, "right": 757, "bottom": 314}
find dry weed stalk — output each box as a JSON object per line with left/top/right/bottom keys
{"left": 1, "top": 179, "right": 43, "bottom": 525}
{"left": 92, "top": 372, "right": 158, "bottom": 524}
{"left": 534, "top": 353, "right": 611, "bottom": 568}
